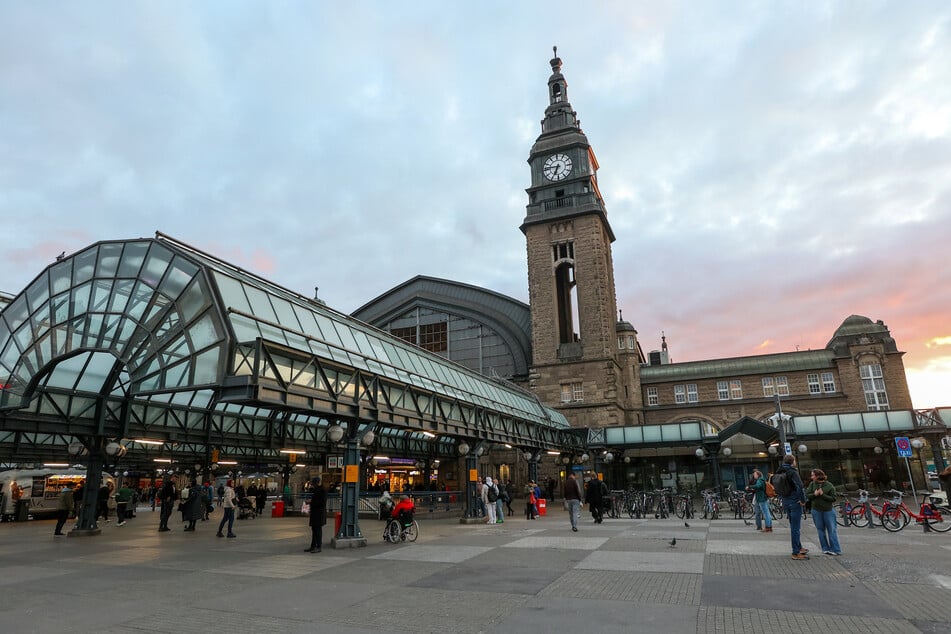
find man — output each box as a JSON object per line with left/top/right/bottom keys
{"left": 202, "top": 481, "right": 215, "bottom": 520}
{"left": 54, "top": 482, "right": 74, "bottom": 536}
{"left": 482, "top": 476, "right": 498, "bottom": 524}
{"left": 747, "top": 469, "right": 772, "bottom": 533}
{"left": 563, "top": 472, "right": 583, "bottom": 532}
{"left": 504, "top": 479, "right": 516, "bottom": 517}
{"left": 305, "top": 477, "right": 327, "bottom": 553}
{"left": 777, "top": 454, "right": 808, "bottom": 560}
{"left": 494, "top": 478, "right": 506, "bottom": 523}
{"left": 585, "top": 477, "right": 605, "bottom": 524}
{"left": 158, "top": 478, "right": 177, "bottom": 532}
{"left": 217, "top": 479, "right": 237, "bottom": 538}
{"left": 115, "top": 482, "right": 133, "bottom": 526}
{"left": 475, "top": 477, "right": 486, "bottom": 518}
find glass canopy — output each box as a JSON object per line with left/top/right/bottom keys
{"left": 0, "top": 235, "right": 571, "bottom": 463}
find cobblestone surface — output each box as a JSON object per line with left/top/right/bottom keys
{"left": 703, "top": 553, "right": 856, "bottom": 580}
{"left": 540, "top": 569, "right": 701, "bottom": 604}
{"left": 865, "top": 580, "right": 951, "bottom": 621}
{"left": 697, "top": 606, "right": 922, "bottom": 634}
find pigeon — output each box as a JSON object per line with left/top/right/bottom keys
{"left": 669, "top": 537, "right": 677, "bottom": 547}
{"left": 684, "top": 522, "right": 690, "bottom": 528}
{"left": 743, "top": 519, "right": 752, "bottom": 526}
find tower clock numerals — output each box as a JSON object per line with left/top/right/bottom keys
{"left": 543, "top": 153, "right": 573, "bottom": 181}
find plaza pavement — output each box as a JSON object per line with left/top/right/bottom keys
{"left": 1, "top": 504, "right": 950, "bottom": 633}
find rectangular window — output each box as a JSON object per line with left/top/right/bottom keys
{"left": 561, "top": 382, "right": 583, "bottom": 403}
{"left": 776, "top": 376, "right": 789, "bottom": 396}
{"left": 821, "top": 372, "right": 836, "bottom": 393}
{"left": 674, "top": 384, "right": 686, "bottom": 405}
{"left": 762, "top": 377, "right": 775, "bottom": 397}
{"left": 618, "top": 336, "right": 624, "bottom": 350}
{"left": 860, "top": 364, "right": 888, "bottom": 410}
{"left": 717, "top": 381, "right": 730, "bottom": 401}
{"left": 807, "top": 374, "right": 821, "bottom": 394}
{"left": 418, "top": 322, "right": 447, "bottom": 354}
{"left": 686, "top": 383, "right": 698, "bottom": 403}
{"left": 628, "top": 335, "right": 635, "bottom": 350}
{"left": 647, "top": 386, "right": 659, "bottom": 406}
{"left": 391, "top": 326, "right": 416, "bottom": 346}
{"left": 730, "top": 379, "right": 743, "bottom": 400}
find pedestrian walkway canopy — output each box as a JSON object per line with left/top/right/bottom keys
{"left": 0, "top": 234, "right": 581, "bottom": 466}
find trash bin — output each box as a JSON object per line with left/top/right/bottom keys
{"left": 537, "top": 498, "right": 547, "bottom": 516}
{"left": 15, "top": 500, "right": 29, "bottom": 522}
{"left": 271, "top": 500, "right": 284, "bottom": 518}
{"left": 334, "top": 511, "right": 342, "bottom": 536}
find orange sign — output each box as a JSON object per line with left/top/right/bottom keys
{"left": 469, "top": 468, "right": 478, "bottom": 482}
{"left": 345, "top": 464, "right": 359, "bottom": 483}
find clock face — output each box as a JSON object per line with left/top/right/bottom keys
{"left": 543, "top": 153, "right": 573, "bottom": 181}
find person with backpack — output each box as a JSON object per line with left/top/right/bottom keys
{"left": 773, "top": 454, "right": 808, "bottom": 560}
{"left": 481, "top": 476, "right": 498, "bottom": 524}
{"left": 747, "top": 469, "right": 772, "bottom": 533}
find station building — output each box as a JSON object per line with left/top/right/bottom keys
{"left": 353, "top": 52, "right": 946, "bottom": 495}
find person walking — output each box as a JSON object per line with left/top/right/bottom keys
{"left": 305, "top": 477, "right": 327, "bottom": 553}
{"left": 202, "top": 481, "right": 214, "bottom": 521}
{"left": 748, "top": 469, "right": 772, "bottom": 533}
{"left": 482, "top": 476, "right": 498, "bottom": 524}
{"left": 777, "top": 454, "right": 808, "bottom": 560}
{"left": 158, "top": 478, "right": 177, "bottom": 532}
{"left": 806, "top": 468, "right": 842, "bottom": 556}
{"left": 54, "top": 482, "right": 74, "bottom": 536}
{"left": 504, "top": 480, "right": 515, "bottom": 517}
{"left": 216, "top": 479, "right": 237, "bottom": 538}
{"left": 475, "top": 477, "right": 486, "bottom": 518}
{"left": 563, "top": 472, "right": 583, "bottom": 532}
{"left": 115, "top": 482, "right": 133, "bottom": 526}
{"left": 585, "top": 477, "right": 605, "bottom": 524}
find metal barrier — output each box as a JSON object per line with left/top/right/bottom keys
{"left": 288, "top": 490, "right": 467, "bottom": 517}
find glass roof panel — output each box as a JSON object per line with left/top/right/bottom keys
{"left": 49, "top": 260, "right": 72, "bottom": 296}
{"left": 96, "top": 243, "right": 124, "bottom": 277}
{"left": 72, "top": 246, "right": 98, "bottom": 287}
{"left": 117, "top": 241, "right": 149, "bottom": 277}
{"left": 270, "top": 296, "right": 302, "bottom": 333}
{"left": 141, "top": 243, "right": 174, "bottom": 289}
{"left": 213, "top": 272, "right": 252, "bottom": 314}
{"left": 160, "top": 255, "right": 200, "bottom": 301}
{"left": 241, "top": 284, "right": 278, "bottom": 323}
{"left": 75, "top": 352, "right": 116, "bottom": 392}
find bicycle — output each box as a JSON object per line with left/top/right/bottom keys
{"left": 700, "top": 489, "right": 720, "bottom": 520}
{"left": 383, "top": 513, "right": 419, "bottom": 542}
{"left": 836, "top": 490, "right": 873, "bottom": 527}
{"left": 674, "top": 494, "right": 695, "bottom": 520}
{"left": 878, "top": 490, "right": 951, "bottom": 533}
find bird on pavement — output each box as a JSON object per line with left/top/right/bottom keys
{"left": 669, "top": 537, "right": 677, "bottom": 547}
{"left": 743, "top": 519, "right": 752, "bottom": 526}
{"left": 684, "top": 522, "right": 690, "bottom": 528}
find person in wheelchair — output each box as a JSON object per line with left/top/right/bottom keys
{"left": 391, "top": 495, "right": 415, "bottom": 526}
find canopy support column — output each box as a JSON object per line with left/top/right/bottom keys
{"left": 331, "top": 424, "right": 366, "bottom": 549}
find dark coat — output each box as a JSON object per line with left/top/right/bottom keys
{"left": 182, "top": 488, "right": 205, "bottom": 521}
{"left": 309, "top": 485, "right": 327, "bottom": 527}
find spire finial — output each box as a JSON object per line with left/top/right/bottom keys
{"left": 553, "top": 45, "right": 557, "bottom": 57}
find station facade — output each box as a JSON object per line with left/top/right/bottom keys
{"left": 353, "top": 52, "right": 946, "bottom": 495}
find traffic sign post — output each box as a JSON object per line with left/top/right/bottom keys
{"left": 895, "top": 437, "right": 912, "bottom": 458}
{"left": 895, "top": 437, "right": 918, "bottom": 502}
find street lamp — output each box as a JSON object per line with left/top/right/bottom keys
{"left": 327, "top": 424, "right": 345, "bottom": 443}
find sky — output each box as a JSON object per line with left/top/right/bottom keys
{"left": 1, "top": 2, "right": 950, "bottom": 408}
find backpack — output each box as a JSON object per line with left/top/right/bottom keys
{"left": 764, "top": 478, "right": 777, "bottom": 498}
{"left": 487, "top": 484, "right": 499, "bottom": 502}
{"left": 770, "top": 471, "right": 793, "bottom": 498}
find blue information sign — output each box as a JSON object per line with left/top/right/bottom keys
{"left": 895, "top": 436, "right": 912, "bottom": 458}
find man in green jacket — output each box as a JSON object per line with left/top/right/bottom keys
{"left": 116, "top": 483, "right": 133, "bottom": 526}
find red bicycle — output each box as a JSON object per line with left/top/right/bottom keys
{"left": 878, "top": 489, "right": 951, "bottom": 533}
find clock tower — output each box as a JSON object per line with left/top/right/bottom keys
{"left": 521, "top": 49, "right": 638, "bottom": 428}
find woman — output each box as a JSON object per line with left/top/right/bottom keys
{"left": 805, "top": 468, "right": 842, "bottom": 556}
{"left": 305, "top": 477, "right": 327, "bottom": 553}
{"left": 181, "top": 480, "right": 204, "bottom": 532}
{"left": 747, "top": 469, "right": 772, "bottom": 533}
